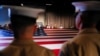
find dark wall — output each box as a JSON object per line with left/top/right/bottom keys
{"left": 0, "top": 7, "right": 10, "bottom": 26}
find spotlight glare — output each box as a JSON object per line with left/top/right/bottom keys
{"left": 46, "top": 4, "right": 52, "bottom": 6}
{"left": 0, "top": 6, "right": 3, "bottom": 9}
{"left": 21, "top": 3, "right": 24, "bottom": 6}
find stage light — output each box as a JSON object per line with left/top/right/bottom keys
{"left": 0, "top": 6, "right": 3, "bottom": 9}
{"left": 8, "top": 8, "right": 11, "bottom": 17}
{"left": 59, "top": 26, "right": 64, "bottom": 29}
{"left": 46, "top": 4, "right": 52, "bottom": 6}
{"left": 21, "top": 3, "right": 24, "bottom": 6}
{"left": 47, "top": 25, "right": 51, "bottom": 29}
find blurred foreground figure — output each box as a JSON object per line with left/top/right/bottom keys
{"left": 59, "top": 1, "right": 100, "bottom": 56}
{"left": 96, "top": 20, "right": 100, "bottom": 33}
{"left": 0, "top": 5, "right": 55, "bottom": 56}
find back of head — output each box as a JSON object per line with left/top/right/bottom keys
{"left": 2, "top": 5, "right": 45, "bottom": 38}
{"left": 11, "top": 14, "right": 36, "bottom": 32}
{"left": 80, "top": 11, "right": 100, "bottom": 29}
{"left": 72, "top": 1, "right": 100, "bottom": 29}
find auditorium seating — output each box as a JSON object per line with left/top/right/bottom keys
{"left": 0, "top": 28, "right": 78, "bottom": 56}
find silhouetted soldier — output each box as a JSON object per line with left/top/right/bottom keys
{"left": 0, "top": 5, "right": 55, "bottom": 56}
{"left": 59, "top": 1, "right": 100, "bottom": 56}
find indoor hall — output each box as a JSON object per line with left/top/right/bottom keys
{"left": 0, "top": 0, "right": 100, "bottom": 56}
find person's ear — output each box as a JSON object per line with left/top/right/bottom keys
{"left": 33, "top": 24, "right": 37, "bottom": 32}
{"left": 9, "top": 24, "right": 13, "bottom": 30}
{"left": 75, "top": 12, "right": 82, "bottom": 30}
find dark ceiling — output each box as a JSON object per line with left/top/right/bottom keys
{"left": 0, "top": 0, "right": 99, "bottom": 15}
{"left": 0, "top": 0, "right": 94, "bottom": 6}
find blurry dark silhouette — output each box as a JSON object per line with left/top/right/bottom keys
{"left": 59, "top": 1, "right": 100, "bottom": 56}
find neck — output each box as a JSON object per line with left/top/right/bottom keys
{"left": 80, "top": 27, "right": 96, "bottom": 30}
{"left": 14, "top": 26, "right": 36, "bottom": 40}
{"left": 17, "top": 33, "right": 33, "bottom": 40}
{"left": 14, "top": 31, "right": 34, "bottom": 40}
{"left": 80, "top": 24, "right": 96, "bottom": 30}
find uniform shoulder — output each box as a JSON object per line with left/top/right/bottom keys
{"left": 61, "top": 41, "right": 72, "bottom": 50}
{"left": 71, "top": 33, "right": 100, "bottom": 45}
{"left": 0, "top": 45, "right": 20, "bottom": 55}
{"left": 35, "top": 45, "right": 55, "bottom": 56}
{"left": 0, "top": 52, "right": 4, "bottom": 56}
{"left": 36, "top": 45, "right": 52, "bottom": 52}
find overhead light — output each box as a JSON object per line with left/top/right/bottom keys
{"left": 8, "top": 8, "right": 11, "bottom": 17}
{"left": 21, "top": 3, "right": 24, "bottom": 6}
{"left": 0, "top": 6, "right": 3, "bottom": 9}
{"left": 46, "top": 4, "right": 52, "bottom": 6}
